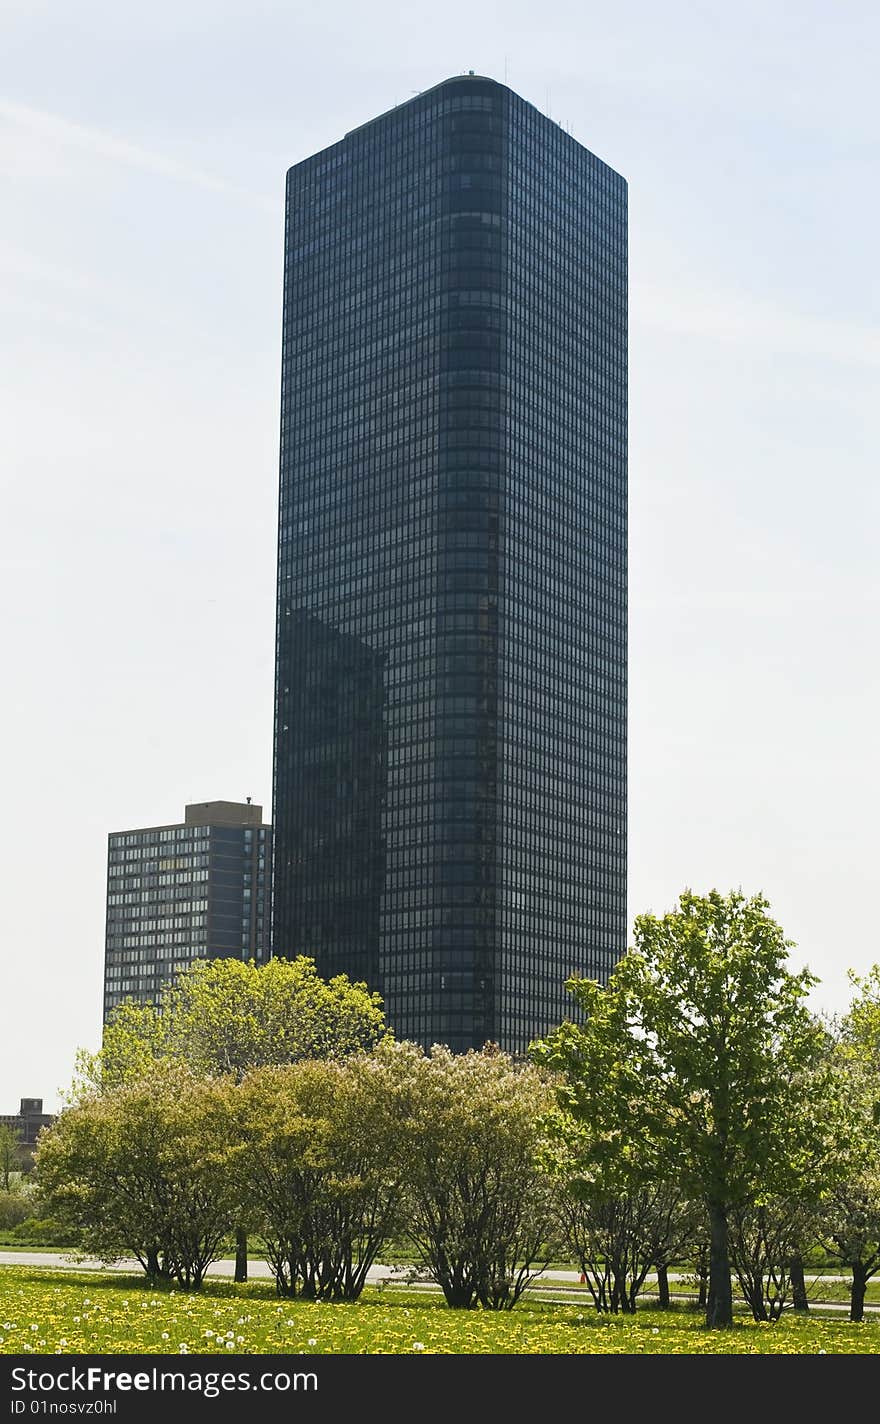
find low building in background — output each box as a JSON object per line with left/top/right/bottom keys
{"left": 0, "top": 1097, "right": 55, "bottom": 1167}
{"left": 103, "top": 800, "right": 272, "bottom": 1022}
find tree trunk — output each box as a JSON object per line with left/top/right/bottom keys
{"left": 706, "top": 1200, "right": 733, "bottom": 1328}
{"left": 850, "top": 1262, "right": 868, "bottom": 1323}
{"left": 696, "top": 1246, "right": 708, "bottom": 1307}
{"left": 656, "top": 1262, "right": 670, "bottom": 1309}
{"left": 144, "top": 1247, "right": 172, "bottom": 1280}
{"left": 790, "top": 1254, "right": 809, "bottom": 1312}
{"left": 234, "top": 1225, "right": 248, "bottom": 1283}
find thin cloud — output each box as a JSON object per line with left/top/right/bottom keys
{"left": 0, "top": 98, "right": 276, "bottom": 212}
{"left": 634, "top": 279, "right": 880, "bottom": 369}
{"left": 0, "top": 241, "right": 99, "bottom": 292}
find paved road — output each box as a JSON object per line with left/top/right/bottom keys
{"left": 0, "top": 1252, "right": 390, "bottom": 1281}
{"left": 0, "top": 1250, "right": 862, "bottom": 1294}
{"left": 0, "top": 1252, "right": 857, "bottom": 1283}
{"left": 0, "top": 1258, "right": 865, "bottom": 1310}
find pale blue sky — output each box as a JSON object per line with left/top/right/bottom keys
{"left": 2, "top": 1, "right": 878, "bottom": 1109}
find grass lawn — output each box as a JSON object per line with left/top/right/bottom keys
{"left": 1, "top": 1268, "right": 878, "bottom": 1355}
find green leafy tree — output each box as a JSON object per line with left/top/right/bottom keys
{"left": 234, "top": 1048, "right": 412, "bottom": 1300}
{"left": 533, "top": 889, "right": 836, "bottom": 1328}
{"left": 0, "top": 1190, "right": 30, "bottom": 1230}
{"left": 36, "top": 1063, "right": 239, "bottom": 1287}
{"left": 840, "top": 965, "right": 880, "bottom": 1070}
{"left": 534, "top": 996, "right": 700, "bottom": 1315}
{"left": 0, "top": 1123, "right": 22, "bottom": 1192}
{"left": 398, "top": 1042, "right": 558, "bottom": 1309}
{"left": 727, "top": 1197, "right": 823, "bottom": 1321}
{"left": 814, "top": 969, "right": 880, "bottom": 1321}
{"left": 76, "top": 956, "right": 387, "bottom": 1093}
{"left": 71, "top": 955, "right": 387, "bottom": 1281}
{"left": 552, "top": 1176, "right": 698, "bottom": 1314}
{"left": 818, "top": 1167, "right": 880, "bottom": 1322}
{"left": 72, "top": 1000, "right": 167, "bottom": 1097}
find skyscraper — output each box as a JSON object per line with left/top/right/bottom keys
{"left": 272, "top": 74, "right": 627, "bottom": 1054}
{"left": 103, "top": 800, "right": 272, "bottom": 1021}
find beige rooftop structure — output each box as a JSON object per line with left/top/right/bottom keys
{"left": 185, "top": 800, "right": 264, "bottom": 828}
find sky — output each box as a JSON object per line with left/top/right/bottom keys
{"left": 1, "top": 1, "right": 878, "bottom": 1112}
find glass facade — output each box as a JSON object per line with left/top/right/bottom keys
{"left": 103, "top": 803, "right": 272, "bottom": 1021}
{"left": 272, "top": 75, "right": 626, "bottom": 1054}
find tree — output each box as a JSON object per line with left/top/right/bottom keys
{"left": 533, "top": 889, "right": 836, "bottom": 1328}
{"left": 550, "top": 1178, "right": 699, "bottom": 1314}
{"left": 398, "top": 1043, "right": 557, "bottom": 1309}
{"left": 72, "top": 955, "right": 387, "bottom": 1281}
{"left": 817, "top": 1169, "right": 880, "bottom": 1322}
{"left": 728, "top": 1197, "right": 821, "bottom": 1321}
{"left": 0, "top": 1190, "right": 30, "bottom": 1230}
{"left": 0, "top": 1123, "right": 21, "bottom": 1192}
{"left": 77, "top": 956, "right": 387, "bottom": 1092}
{"left": 36, "top": 1063, "right": 239, "bottom": 1287}
{"left": 814, "top": 969, "right": 880, "bottom": 1321}
{"left": 840, "top": 965, "right": 880, "bottom": 1070}
{"left": 234, "top": 1049, "right": 411, "bottom": 1300}
{"left": 534, "top": 1012, "right": 699, "bottom": 1314}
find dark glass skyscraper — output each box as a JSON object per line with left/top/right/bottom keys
{"left": 272, "top": 74, "right": 627, "bottom": 1054}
